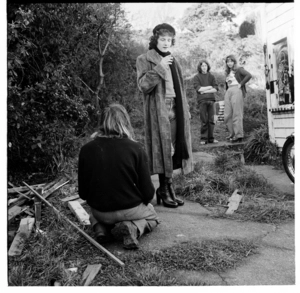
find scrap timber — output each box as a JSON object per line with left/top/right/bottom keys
{"left": 8, "top": 178, "right": 69, "bottom": 256}
{"left": 8, "top": 217, "right": 35, "bottom": 256}
{"left": 68, "top": 200, "right": 91, "bottom": 225}
{"left": 81, "top": 264, "right": 102, "bottom": 286}
{"left": 23, "top": 182, "right": 125, "bottom": 267}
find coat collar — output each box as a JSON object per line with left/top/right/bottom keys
{"left": 146, "top": 49, "right": 162, "bottom": 65}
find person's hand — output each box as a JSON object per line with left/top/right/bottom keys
{"left": 160, "top": 55, "right": 173, "bottom": 67}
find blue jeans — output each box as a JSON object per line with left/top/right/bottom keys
{"left": 199, "top": 100, "right": 215, "bottom": 142}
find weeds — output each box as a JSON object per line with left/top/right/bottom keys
{"left": 8, "top": 216, "right": 258, "bottom": 286}
{"left": 244, "top": 125, "right": 282, "bottom": 166}
{"left": 173, "top": 154, "right": 294, "bottom": 224}
{"left": 214, "top": 151, "right": 244, "bottom": 173}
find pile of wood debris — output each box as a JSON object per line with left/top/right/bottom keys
{"left": 8, "top": 177, "right": 125, "bottom": 276}
{"left": 8, "top": 178, "right": 70, "bottom": 256}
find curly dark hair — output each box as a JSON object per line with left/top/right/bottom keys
{"left": 148, "top": 28, "right": 175, "bottom": 50}
{"left": 197, "top": 59, "right": 211, "bottom": 73}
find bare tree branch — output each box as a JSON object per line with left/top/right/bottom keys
{"left": 77, "top": 77, "right": 97, "bottom": 95}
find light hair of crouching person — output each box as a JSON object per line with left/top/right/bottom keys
{"left": 97, "top": 103, "right": 135, "bottom": 141}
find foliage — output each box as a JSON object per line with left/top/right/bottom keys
{"left": 173, "top": 3, "right": 264, "bottom": 88}
{"left": 178, "top": 3, "right": 236, "bottom": 34}
{"left": 244, "top": 125, "right": 282, "bottom": 165}
{"left": 173, "top": 158, "right": 293, "bottom": 224}
{"left": 239, "top": 20, "right": 255, "bottom": 38}
{"left": 7, "top": 2, "right": 269, "bottom": 181}
{"left": 243, "top": 87, "right": 268, "bottom": 133}
{"left": 7, "top": 3, "right": 136, "bottom": 175}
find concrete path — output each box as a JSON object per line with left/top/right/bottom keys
{"left": 107, "top": 152, "right": 295, "bottom": 285}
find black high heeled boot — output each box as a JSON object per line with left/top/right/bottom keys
{"left": 168, "top": 178, "right": 184, "bottom": 206}
{"left": 156, "top": 174, "right": 178, "bottom": 208}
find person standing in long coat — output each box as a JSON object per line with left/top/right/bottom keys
{"left": 136, "top": 23, "right": 193, "bottom": 208}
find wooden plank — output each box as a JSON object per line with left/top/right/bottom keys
{"left": 9, "top": 190, "right": 32, "bottom": 208}
{"left": 34, "top": 188, "right": 43, "bottom": 229}
{"left": 24, "top": 209, "right": 34, "bottom": 216}
{"left": 8, "top": 180, "right": 58, "bottom": 208}
{"left": 60, "top": 194, "right": 79, "bottom": 202}
{"left": 8, "top": 205, "right": 29, "bottom": 221}
{"left": 225, "top": 190, "right": 243, "bottom": 215}
{"left": 81, "top": 264, "right": 102, "bottom": 286}
{"left": 8, "top": 183, "right": 45, "bottom": 194}
{"left": 43, "top": 178, "right": 61, "bottom": 192}
{"left": 8, "top": 198, "right": 18, "bottom": 206}
{"left": 68, "top": 201, "right": 91, "bottom": 225}
{"left": 8, "top": 217, "right": 35, "bottom": 256}
{"left": 43, "top": 179, "right": 69, "bottom": 200}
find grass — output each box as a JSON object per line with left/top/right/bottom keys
{"left": 173, "top": 157, "right": 294, "bottom": 224}
{"left": 243, "top": 125, "right": 283, "bottom": 168}
{"left": 8, "top": 86, "right": 291, "bottom": 286}
{"left": 8, "top": 200, "right": 258, "bottom": 286}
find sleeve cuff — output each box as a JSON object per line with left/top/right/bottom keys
{"left": 153, "top": 63, "right": 167, "bottom": 80}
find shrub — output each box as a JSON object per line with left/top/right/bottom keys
{"left": 239, "top": 20, "right": 255, "bottom": 38}
{"left": 243, "top": 125, "right": 281, "bottom": 164}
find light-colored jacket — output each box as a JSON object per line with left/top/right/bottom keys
{"left": 136, "top": 49, "right": 193, "bottom": 177}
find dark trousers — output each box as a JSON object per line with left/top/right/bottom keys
{"left": 199, "top": 100, "right": 215, "bottom": 142}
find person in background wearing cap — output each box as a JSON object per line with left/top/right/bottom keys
{"left": 136, "top": 23, "right": 193, "bottom": 209}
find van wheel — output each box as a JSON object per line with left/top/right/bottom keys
{"left": 282, "top": 137, "right": 294, "bottom": 183}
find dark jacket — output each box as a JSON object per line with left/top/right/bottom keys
{"left": 78, "top": 136, "right": 155, "bottom": 212}
{"left": 193, "top": 72, "right": 218, "bottom": 103}
{"left": 225, "top": 67, "right": 252, "bottom": 98}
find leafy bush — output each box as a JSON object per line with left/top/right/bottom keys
{"left": 7, "top": 5, "right": 91, "bottom": 174}
{"left": 7, "top": 3, "right": 136, "bottom": 176}
{"left": 239, "top": 20, "right": 255, "bottom": 38}
{"left": 243, "top": 125, "right": 281, "bottom": 164}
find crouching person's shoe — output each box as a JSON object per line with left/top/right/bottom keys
{"left": 96, "top": 233, "right": 114, "bottom": 244}
{"left": 111, "top": 221, "right": 139, "bottom": 250}
{"left": 93, "top": 223, "right": 114, "bottom": 244}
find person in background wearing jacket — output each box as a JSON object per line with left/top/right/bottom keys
{"left": 78, "top": 104, "right": 160, "bottom": 250}
{"left": 136, "top": 23, "right": 193, "bottom": 209}
{"left": 193, "top": 59, "right": 219, "bottom": 145}
{"left": 224, "top": 55, "right": 252, "bottom": 142}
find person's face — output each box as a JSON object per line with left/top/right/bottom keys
{"left": 201, "top": 63, "right": 208, "bottom": 73}
{"left": 157, "top": 34, "right": 173, "bottom": 52}
{"left": 226, "top": 59, "right": 235, "bottom": 69}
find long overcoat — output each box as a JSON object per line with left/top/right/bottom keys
{"left": 136, "top": 49, "right": 193, "bottom": 178}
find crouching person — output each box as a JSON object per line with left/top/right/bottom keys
{"left": 78, "top": 103, "right": 160, "bottom": 249}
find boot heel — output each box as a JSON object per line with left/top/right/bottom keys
{"left": 156, "top": 189, "right": 161, "bottom": 205}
